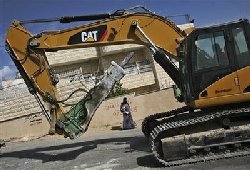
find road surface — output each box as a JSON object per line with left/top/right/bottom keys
{"left": 1, "top": 126, "right": 250, "bottom": 170}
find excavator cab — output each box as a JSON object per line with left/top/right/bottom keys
{"left": 179, "top": 19, "right": 250, "bottom": 108}
{"left": 146, "top": 19, "right": 250, "bottom": 166}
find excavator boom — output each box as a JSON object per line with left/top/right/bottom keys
{"left": 5, "top": 7, "right": 185, "bottom": 137}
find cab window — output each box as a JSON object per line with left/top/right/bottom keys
{"left": 232, "top": 27, "right": 250, "bottom": 68}
{"left": 195, "top": 31, "right": 229, "bottom": 70}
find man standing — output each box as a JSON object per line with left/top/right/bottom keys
{"left": 120, "top": 97, "right": 135, "bottom": 130}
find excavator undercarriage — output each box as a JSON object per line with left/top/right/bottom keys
{"left": 142, "top": 103, "right": 250, "bottom": 166}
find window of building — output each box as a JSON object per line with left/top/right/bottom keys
{"left": 123, "top": 63, "right": 138, "bottom": 75}
{"left": 123, "top": 60, "right": 152, "bottom": 75}
{"left": 137, "top": 60, "right": 152, "bottom": 73}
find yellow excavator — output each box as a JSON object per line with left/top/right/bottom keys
{"left": 5, "top": 6, "right": 250, "bottom": 166}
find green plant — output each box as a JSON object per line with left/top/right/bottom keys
{"left": 107, "top": 82, "right": 129, "bottom": 98}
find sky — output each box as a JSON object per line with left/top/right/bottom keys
{"left": 0, "top": 0, "right": 250, "bottom": 86}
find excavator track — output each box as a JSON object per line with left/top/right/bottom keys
{"left": 142, "top": 106, "right": 189, "bottom": 137}
{"left": 142, "top": 104, "right": 250, "bottom": 167}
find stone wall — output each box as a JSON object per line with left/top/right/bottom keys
{"left": 154, "top": 59, "right": 177, "bottom": 89}
{"left": 46, "top": 47, "right": 98, "bottom": 66}
{"left": 0, "top": 87, "right": 50, "bottom": 141}
{"left": 0, "top": 88, "right": 184, "bottom": 141}
{"left": 0, "top": 87, "right": 39, "bottom": 122}
{"left": 100, "top": 44, "right": 144, "bottom": 56}
{"left": 0, "top": 44, "right": 180, "bottom": 141}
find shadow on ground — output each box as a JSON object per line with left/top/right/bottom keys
{"left": 137, "top": 154, "right": 165, "bottom": 168}
{"left": 1, "top": 135, "right": 161, "bottom": 167}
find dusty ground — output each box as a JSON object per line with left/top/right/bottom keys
{"left": 1, "top": 120, "right": 250, "bottom": 170}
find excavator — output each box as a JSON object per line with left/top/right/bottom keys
{"left": 5, "top": 5, "right": 250, "bottom": 166}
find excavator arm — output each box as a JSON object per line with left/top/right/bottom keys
{"left": 5, "top": 7, "right": 185, "bottom": 138}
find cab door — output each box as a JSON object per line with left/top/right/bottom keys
{"left": 191, "top": 28, "right": 241, "bottom": 103}
{"left": 230, "top": 22, "right": 250, "bottom": 94}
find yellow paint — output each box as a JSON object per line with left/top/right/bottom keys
{"left": 195, "top": 92, "right": 250, "bottom": 108}
{"left": 199, "top": 72, "right": 240, "bottom": 99}
{"left": 196, "top": 67, "right": 250, "bottom": 108}
{"left": 237, "top": 66, "right": 250, "bottom": 93}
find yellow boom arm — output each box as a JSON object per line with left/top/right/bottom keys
{"left": 5, "top": 9, "right": 185, "bottom": 136}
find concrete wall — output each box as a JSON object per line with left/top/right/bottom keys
{"left": 0, "top": 88, "right": 184, "bottom": 141}
{"left": 91, "top": 88, "right": 184, "bottom": 128}
{"left": 0, "top": 113, "right": 50, "bottom": 141}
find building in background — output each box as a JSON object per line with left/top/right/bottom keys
{"left": 46, "top": 44, "right": 176, "bottom": 95}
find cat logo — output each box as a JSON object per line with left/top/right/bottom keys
{"left": 68, "top": 25, "right": 107, "bottom": 45}
{"left": 81, "top": 31, "right": 98, "bottom": 42}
